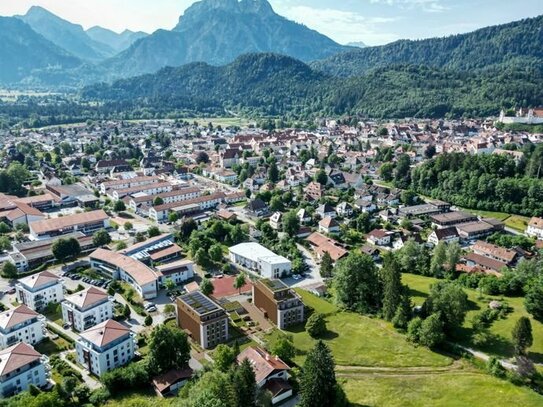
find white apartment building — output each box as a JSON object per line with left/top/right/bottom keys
{"left": 229, "top": 243, "right": 291, "bottom": 279}
{"left": 0, "top": 305, "right": 45, "bottom": 350}
{"left": 62, "top": 287, "right": 114, "bottom": 332}
{"left": 16, "top": 271, "right": 64, "bottom": 312}
{"left": 526, "top": 217, "right": 543, "bottom": 240}
{"left": 76, "top": 319, "right": 135, "bottom": 377}
{"left": 0, "top": 343, "right": 50, "bottom": 397}
{"left": 155, "top": 259, "right": 195, "bottom": 286}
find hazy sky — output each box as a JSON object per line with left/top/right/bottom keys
{"left": 1, "top": 0, "right": 542, "bottom": 46}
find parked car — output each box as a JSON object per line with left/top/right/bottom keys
{"left": 7, "top": 288, "right": 16, "bottom": 295}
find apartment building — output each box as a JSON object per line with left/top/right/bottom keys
{"left": 16, "top": 271, "right": 64, "bottom": 311}
{"left": 229, "top": 243, "right": 291, "bottom": 279}
{"left": 0, "top": 305, "right": 45, "bottom": 350}
{"left": 526, "top": 217, "right": 543, "bottom": 239}
{"left": 128, "top": 187, "right": 201, "bottom": 213}
{"left": 0, "top": 343, "right": 50, "bottom": 397}
{"left": 253, "top": 279, "right": 304, "bottom": 329}
{"left": 100, "top": 175, "right": 161, "bottom": 195}
{"left": 29, "top": 210, "right": 109, "bottom": 239}
{"left": 176, "top": 291, "right": 228, "bottom": 349}
{"left": 62, "top": 287, "right": 114, "bottom": 332}
{"left": 76, "top": 319, "right": 135, "bottom": 377}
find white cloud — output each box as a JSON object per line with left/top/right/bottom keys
{"left": 369, "top": 0, "right": 449, "bottom": 13}
{"left": 272, "top": 5, "right": 399, "bottom": 45}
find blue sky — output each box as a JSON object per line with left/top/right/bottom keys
{"left": 1, "top": 0, "right": 543, "bottom": 45}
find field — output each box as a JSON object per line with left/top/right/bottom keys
{"left": 183, "top": 117, "right": 254, "bottom": 128}
{"left": 402, "top": 273, "right": 543, "bottom": 362}
{"left": 459, "top": 207, "right": 530, "bottom": 232}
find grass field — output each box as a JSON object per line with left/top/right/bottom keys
{"left": 402, "top": 273, "right": 543, "bottom": 362}
{"left": 266, "top": 290, "right": 452, "bottom": 368}
{"left": 459, "top": 207, "right": 530, "bottom": 232}
{"left": 184, "top": 117, "right": 253, "bottom": 127}
{"left": 341, "top": 369, "right": 543, "bottom": 407}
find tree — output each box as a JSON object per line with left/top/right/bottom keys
{"left": 269, "top": 196, "right": 283, "bottom": 212}
{"left": 315, "top": 169, "right": 328, "bottom": 186}
{"left": 148, "top": 226, "right": 161, "bottom": 237}
{"left": 92, "top": 229, "right": 111, "bottom": 247}
{"left": 194, "top": 248, "right": 210, "bottom": 267}
{"left": 446, "top": 242, "right": 461, "bottom": 277}
{"left": 164, "top": 278, "right": 176, "bottom": 291}
{"left": 525, "top": 282, "right": 543, "bottom": 321}
{"left": 144, "top": 315, "right": 153, "bottom": 326}
{"left": 271, "top": 336, "right": 296, "bottom": 363}
{"left": 181, "top": 370, "right": 235, "bottom": 407}
{"left": 379, "top": 162, "right": 394, "bottom": 182}
{"left": 430, "top": 242, "right": 447, "bottom": 277}
{"left": 229, "top": 224, "right": 246, "bottom": 244}
{"left": 333, "top": 253, "right": 382, "bottom": 314}
{"left": 392, "top": 290, "right": 412, "bottom": 330}
{"left": 164, "top": 304, "right": 175, "bottom": 315}
{"left": 153, "top": 196, "right": 164, "bottom": 206}
{"left": 381, "top": 253, "right": 402, "bottom": 321}
{"left": 209, "top": 244, "right": 223, "bottom": 263}
{"left": 282, "top": 211, "right": 300, "bottom": 237}
{"left": 268, "top": 161, "right": 279, "bottom": 183}
{"left": 123, "top": 304, "right": 131, "bottom": 319}
{"left": 234, "top": 273, "right": 246, "bottom": 294}
{"left": 0, "top": 222, "right": 11, "bottom": 234}
{"left": 52, "top": 238, "right": 81, "bottom": 262}
{"left": 407, "top": 317, "right": 423, "bottom": 343}
{"left": 168, "top": 212, "right": 179, "bottom": 223}
{"left": 213, "top": 344, "right": 237, "bottom": 372}
{"left": 394, "top": 154, "right": 411, "bottom": 189}
{"left": 306, "top": 313, "right": 327, "bottom": 338}
{"left": 124, "top": 222, "right": 133, "bottom": 231}
{"left": 148, "top": 325, "right": 190, "bottom": 374}
{"left": 116, "top": 241, "right": 127, "bottom": 250}
{"left": 512, "top": 317, "right": 533, "bottom": 355}
{"left": 200, "top": 278, "right": 214, "bottom": 296}
{"left": 424, "top": 282, "right": 468, "bottom": 333}
{"left": 0, "top": 236, "right": 11, "bottom": 252}
{"left": 418, "top": 313, "right": 445, "bottom": 348}
{"left": 196, "top": 151, "right": 210, "bottom": 164}
{"left": 2, "top": 262, "right": 17, "bottom": 279}
{"left": 113, "top": 200, "right": 126, "bottom": 212}
{"left": 320, "top": 251, "right": 334, "bottom": 278}
{"left": 232, "top": 358, "right": 257, "bottom": 407}
{"left": 300, "top": 341, "right": 337, "bottom": 407}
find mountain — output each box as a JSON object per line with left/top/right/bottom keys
{"left": 17, "top": 6, "right": 115, "bottom": 62}
{"left": 313, "top": 15, "right": 543, "bottom": 77}
{"left": 82, "top": 53, "right": 543, "bottom": 120}
{"left": 346, "top": 41, "right": 367, "bottom": 48}
{"left": 0, "top": 16, "right": 82, "bottom": 84}
{"left": 86, "top": 27, "right": 147, "bottom": 53}
{"left": 102, "top": 0, "right": 347, "bottom": 78}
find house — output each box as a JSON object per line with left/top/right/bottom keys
{"left": 328, "top": 171, "right": 347, "bottom": 189}
{"left": 62, "top": 287, "right": 114, "bottom": 332}
{"left": 269, "top": 212, "right": 282, "bottom": 230}
{"left": 463, "top": 253, "right": 507, "bottom": 275}
{"left": 0, "top": 343, "right": 50, "bottom": 397}
{"left": 306, "top": 232, "right": 348, "bottom": 263}
{"left": 472, "top": 241, "right": 518, "bottom": 266}
{"left": 229, "top": 243, "right": 291, "bottom": 279}
{"left": 427, "top": 227, "right": 460, "bottom": 246}
{"left": 76, "top": 319, "right": 136, "bottom": 377}
{"left": 367, "top": 229, "right": 391, "bottom": 246}
{"left": 16, "top": 271, "right": 64, "bottom": 312}
{"left": 316, "top": 203, "right": 336, "bottom": 219}
{"left": 152, "top": 367, "right": 193, "bottom": 397}
{"left": 526, "top": 217, "right": 543, "bottom": 239}
{"left": 154, "top": 260, "right": 195, "bottom": 287}
{"left": 253, "top": 279, "right": 304, "bottom": 329}
{"left": 336, "top": 202, "right": 354, "bottom": 218}
{"left": 220, "top": 149, "right": 241, "bottom": 168}
{"left": 305, "top": 182, "right": 324, "bottom": 201}
{"left": 0, "top": 305, "right": 45, "bottom": 350}
{"left": 176, "top": 291, "right": 229, "bottom": 349}
{"left": 4, "top": 202, "right": 45, "bottom": 228}
{"left": 95, "top": 159, "right": 131, "bottom": 174}
{"left": 318, "top": 217, "right": 340, "bottom": 234}
{"left": 354, "top": 200, "right": 377, "bottom": 213}
{"left": 456, "top": 221, "right": 500, "bottom": 241}
{"left": 361, "top": 245, "right": 380, "bottom": 262}
{"left": 296, "top": 208, "right": 311, "bottom": 224}
{"left": 237, "top": 347, "right": 292, "bottom": 405}
{"left": 246, "top": 198, "right": 269, "bottom": 218}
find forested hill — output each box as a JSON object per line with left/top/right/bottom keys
{"left": 312, "top": 15, "right": 543, "bottom": 77}
{"left": 81, "top": 54, "right": 543, "bottom": 120}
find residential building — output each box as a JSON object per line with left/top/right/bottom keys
{"left": 336, "top": 202, "right": 354, "bottom": 218}
{"left": 306, "top": 232, "right": 348, "bottom": 263}
{"left": 253, "top": 279, "right": 304, "bottom": 329}
{"left": 269, "top": 212, "right": 282, "bottom": 230}
{"left": 16, "top": 271, "right": 64, "bottom": 311}
{"left": 154, "top": 259, "right": 195, "bottom": 287}
{"left": 0, "top": 343, "right": 50, "bottom": 397}
{"left": 176, "top": 291, "right": 229, "bottom": 349}
{"left": 316, "top": 203, "right": 335, "bottom": 219}
{"left": 430, "top": 211, "right": 478, "bottom": 229}
{"left": 246, "top": 198, "right": 269, "bottom": 218}
{"left": 0, "top": 305, "right": 45, "bottom": 350}
{"left": 526, "top": 217, "right": 543, "bottom": 239}
{"left": 304, "top": 182, "right": 324, "bottom": 201}
{"left": 152, "top": 367, "right": 193, "bottom": 397}
{"left": 456, "top": 221, "right": 499, "bottom": 241}
{"left": 237, "top": 346, "right": 292, "bottom": 405}
{"left": 472, "top": 241, "right": 518, "bottom": 266}
{"left": 29, "top": 210, "right": 109, "bottom": 239}
{"left": 427, "top": 227, "right": 460, "bottom": 246}
{"left": 62, "top": 287, "right": 114, "bottom": 332}
{"left": 149, "top": 193, "right": 225, "bottom": 222}
{"left": 367, "top": 229, "right": 392, "bottom": 246}
{"left": 318, "top": 217, "right": 340, "bottom": 234}
{"left": 229, "top": 243, "right": 291, "bottom": 279}
{"left": 76, "top": 320, "right": 136, "bottom": 377}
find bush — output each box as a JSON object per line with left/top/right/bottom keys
{"left": 102, "top": 361, "right": 150, "bottom": 393}
{"left": 89, "top": 388, "right": 111, "bottom": 405}
{"left": 306, "top": 313, "right": 326, "bottom": 338}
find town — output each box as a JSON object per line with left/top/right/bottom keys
{"left": 0, "top": 115, "right": 540, "bottom": 406}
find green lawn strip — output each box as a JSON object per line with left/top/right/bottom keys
{"left": 402, "top": 273, "right": 543, "bottom": 362}
{"left": 341, "top": 371, "right": 543, "bottom": 407}
{"left": 35, "top": 337, "right": 72, "bottom": 355}
{"left": 267, "top": 289, "right": 452, "bottom": 368}
{"left": 504, "top": 215, "right": 531, "bottom": 232}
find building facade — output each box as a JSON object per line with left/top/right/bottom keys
{"left": 0, "top": 343, "right": 50, "bottom": 397}
{"left": 62, "top": 287, "right": 114, "bottom": 332}
{"left": 253, "top": 279, "right": 304, "bottom": 329}
{"left": 16, "top": 271, "right": 64, "bottom": 312}
{"left": 0, "top": 305, "right": 45, "bottom": 350}
{"left": 229, "top": 243, "right": 291, "bottom": 279}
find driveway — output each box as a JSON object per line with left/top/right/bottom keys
{"left": 241, "top": 300, "right": 273, "bottom": 331}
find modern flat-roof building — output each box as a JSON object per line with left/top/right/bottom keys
{"left": 176, "top": 291, "right": 228, "bottom": 349}
{"left": 0, "top": 305, "right": 45, "bottom": 350}
{"left": 16, "top": 271, "right": 64, "bottom": 312}
{"left": 76, "top": 319, "right": 135, "bottom": 377}
{"left": 229, "top": 243, "right": 291, "bottom": 279}
{"left": 29, "top": 210, "right": 109, "bottom": 239}
{"left": 0, "top": 343, "right": 50, "bottom": 397}
{"left": 155, "top": 259, "right": 195, "bottom": 287}
{"left": 89, "top": 248, "right": 158, "bottom": 299}
{"left": 62, "top": 287, "right": 114, "bottom": 332}
{"left": 253, "top": 279, "right": 304, "bottom": 329}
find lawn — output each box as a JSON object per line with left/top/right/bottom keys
{"left": 459, "top": 207, "right": 530, "bottom": 232}
{"left": 266, "top": 290, "right": 452, "bottom": 368}
{"left": 341, "top": 370, "right": 543, "bottom": 407}
{"left": 184, "top": 116, "right": 252, "bottom": 128}
{"left": 402, "top": 273, "right": 543, "bottom": 362}
{"left": 35, "top": 337, "right": 72, "bottom": 355}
